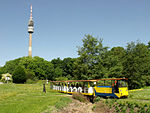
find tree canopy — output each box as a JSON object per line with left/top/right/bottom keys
{"left": 0, "top": 34, "right": 150, "bottom": 89}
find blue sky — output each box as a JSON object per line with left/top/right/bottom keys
{"left": 0, "top": 0, "right": 150, "bottom": 66}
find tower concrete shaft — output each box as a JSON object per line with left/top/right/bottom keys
{"left": 28, "top": 5, "right": 34, "bottom": 57}
{"left": 28, "top": 33, "right": 32, "bottom": 56}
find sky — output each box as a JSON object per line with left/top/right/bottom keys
{"left": 0, "top": 0, "right": 150, "bottom": 66}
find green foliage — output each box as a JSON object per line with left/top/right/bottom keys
{"left": 55, "top": 76, "right": 68, "bottom": 81}
{"left": 1, "top": 35, "right": 150, "bottom": 89}
{"left": 2, "top": 56, "right": 55, "bottom": 81}
{"left": 55, "top": 97, "right": 72, "bottom": 109}
{"left": 123, "top": 41, "right": 150, "bottom": 89}
{"left": 0, "top": 68, "right": 2, "bottom": 80}
{"left": 74, "top": 34, "right": 108, "bottom": 80}
{"left": 26, "top": 79, "right": 38, "bottom": 84}
{"left": 105, "top": 99, "right": 108, "bottom": 104}
{"left": 105, "top": 87, "right": 150, "bottom": 113}
{"left": 3, "top": 58, "right": 22, "bottom": 74}
{"left": 51, "top": 57, "right": 76, "bottom": 80}
{"left": 93, "top": 96, "right": 101, "bottom": 103}
{"left": 54, "top": 67, "right": 63, "bottom": 78}
{"left": 0, "top": 67, "right": 4, "bottom": 75}
{"left": 147, "top": 108, "right": 150, "bottom": 112}
{"left": 12, "top": 66, "right": 27, "bottom": 83}
{"left": 62, "top": 58, "right": 76, "bottom": 79}
{"left": 72, "top": 92, "right": 88, "bottom": 103}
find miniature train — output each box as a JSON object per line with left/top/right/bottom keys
{"left": 50, "top": 78, "right": 128, "bottom": 99}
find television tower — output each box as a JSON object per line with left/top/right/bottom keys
{"left": 28, "top": 5, "right": 34, "bottom": 57}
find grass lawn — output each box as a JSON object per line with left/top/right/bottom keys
{"left": 118, "top": 86, "right": 150, "bottom": 104}
{"left": 102, "top": 86, "right": 150, "bottom": 104}
{"left": 100, "top": 86, "right": 150, "bottom": 112}
{"left": 0, "top": 83, "right": 71, "bottom": 113}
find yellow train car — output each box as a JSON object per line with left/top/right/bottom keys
{"left": 50, "top": 78, "right": 128, "bottom": 99}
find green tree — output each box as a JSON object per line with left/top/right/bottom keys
{"left": 51, "top": 58, "right": 63, "bottom": 68}
{"left": 19, "top": 56, "right": 54, "bottom": 80}
{"left": 0, "top": 67, "right": 4, "bottom": 78}
{"left": 0, "top": 67, "right": 2, "bottom": 79}
{"left": 62, "top": 58, "right": 76, "bottom": 79}
{"left": 51, "top": 58, "right": 63, "bottom": 80}
{"left": 123, "top": 41, "right": 150, "bottom": 89}
{"left": 74, "top": 34, "right": 108, "bottom": 80}
{"left": 2, "top": 56, "right": 55, "bottom": 81}
{"left": 104, "top": 47, "right": 125, "bottom": 78}
{"left": 148, "top": 41, "right": 150, "bottom": 49}
{"left": 12, "top": 66, "right": 27, "bottom": 83}
{"left": 3, "top": 58, "right": 21, "bottom": 74}
{"left": 54, "top": 67, "right": 63, "bottom": 79}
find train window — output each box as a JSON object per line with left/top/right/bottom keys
{"left": 105, "top": 80, "right": 111, "bottom": 86}
{"left": 97, "top": 80, "right": 104, "bottom": 86}
{"left": 111, "top": 80, "right": 115, "bottom": 87}
{"left": 82, "top": 82, "right": 88, "bottom": 87}
{"left": 68, "top": 83, "right": 70, "bottom": 87}
{"left": 119, "top": 80, "right": 127, "bottom": 87}
{"left": 64, "top": 83, "right": 66, "bottom": 86}
{"left": 89, "top": 82, "right": 94, "bottom": 87}
{"left": 76, "top": 83, "right": 79, "bottom": 88}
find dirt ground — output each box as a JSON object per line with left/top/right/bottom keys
{"left": 52, "top": 98, "right": 114, "bottom": 113}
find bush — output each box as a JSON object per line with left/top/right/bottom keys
{"left": 26, "top": 79, "right": 37, "bottom": 84}
{"left": 26, "top": 70, "right": 35, "bottom": 80}
{"left": 105, "top": 99, "right": 109, "bottom": 105}
{"left": 26, "top": 76, "right": 38, "bottom": 84}
{"left": 72, "top": 93, "right": 88, "bottom": 103}
{"left": 122, "top": 106, "right": 127, "bottom": 113}
{"left": 55, "top": 97, "right": 72, "bottom": 109}
{"left": 12, "top": 66, "right": 27, "bottom": 83}
{"left": 93, "top": 96, "right": 101, "bottom": 103}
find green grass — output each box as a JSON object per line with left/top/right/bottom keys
{"left": 0, "top": 84, "right": 71, "bottom": 113}
{"left": 118, "top": 86, "right": 150, "bottom": 105}
{"left": 129, "top": 87, "right": 150, "bottom": 100}
{"left": 103, "top": 86, "right": 150, "bottom": 112}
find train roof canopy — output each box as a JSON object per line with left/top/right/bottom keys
{"left": 50, "top": 78, "right": 128, "bottom": 83}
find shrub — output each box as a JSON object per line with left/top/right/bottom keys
{"left": 26, "top": 79, "right": 36, "bottom": 84}
{"left": 144, "top": 104, "right": 148, "bottom": 107}
{"left": 72, "top": 93, "right": 88, "bottom": 103}
{"left": 93, "top": 96, "right": 101, "bottom": 103}
{"left": 26, "top": 70, "right": 35, "bottom": 80}
{"left": 134, "top": 103, "right": 139, "bottom": 107}
{"left": 140, "top": 106, "right": 146, "bottom": 113}
{"left": 122, "top": 106, "right": 127, "bottom": 113}
{"left": 115, "top": 106, "right": 120, "bottom": 112}
{"left": 129, "top": 109, "right": 134, "bottom": 113}
{"left": 147, "top": 108, "right": 150, "bottom": 112}
{"left": 26, "top": 76, "right": 38, "bottom": 84}
{"left": 92, "top": 105, "right": 96, "bottom": 110}
{"left": 12, "top": 66, "right": 27, "bottom": 83}
{"left": 105, "top": 99, "right": 109, "bottom": 105}
{"left": 55, "top": 97, "right": 72, "bottom": 109}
